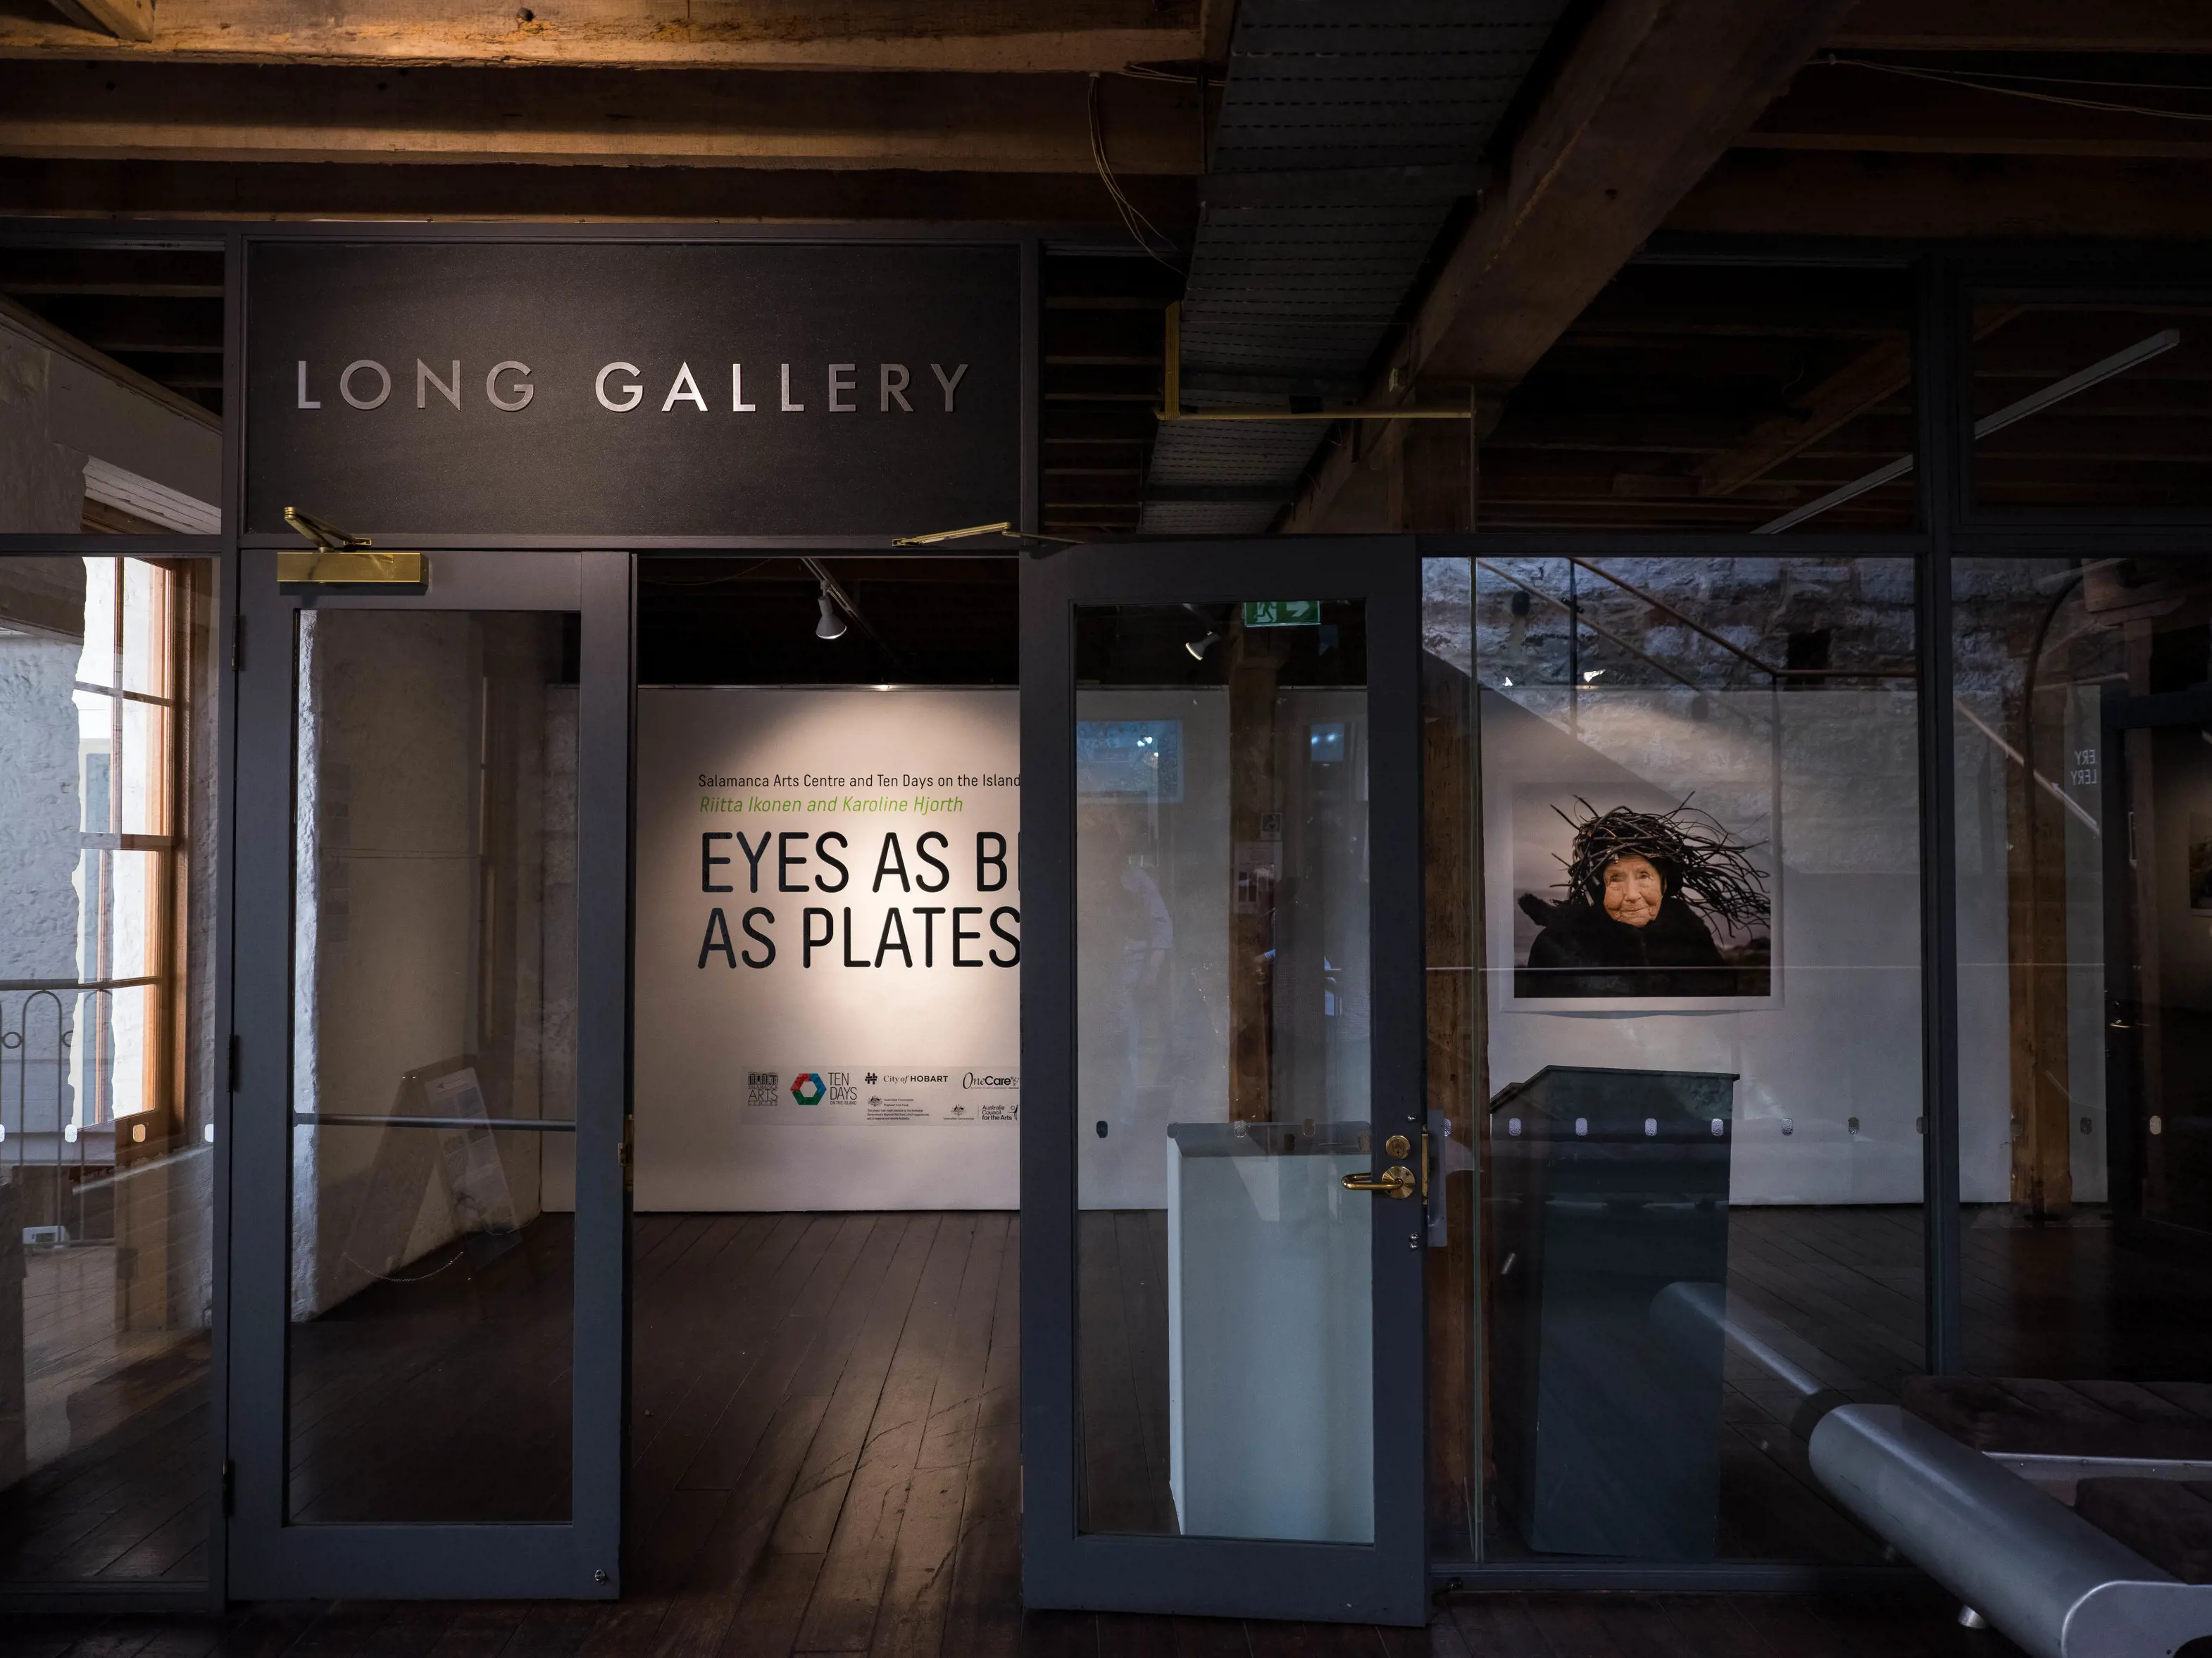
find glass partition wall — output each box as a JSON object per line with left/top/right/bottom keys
{"left": 1423, "top": 552, "right": 1925, "bottom": 1564}
{"left": 0, "top": 555, "right": 218, "bottom": 1587}
{"left": 1948, "top": 558, "right": 2212, "bottom": 1403}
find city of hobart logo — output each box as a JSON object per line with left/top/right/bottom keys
{"left": 789, "top": 1072, "right": 827, "bottom": 1105}
{"left": 963, "top": 1071, "right": 1018, "bottom": 1090}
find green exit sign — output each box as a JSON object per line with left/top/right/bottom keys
{"left": 1242, "top": 599, "right": 1322, "bottom": 627}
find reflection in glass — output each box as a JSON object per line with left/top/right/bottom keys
{"left": 0, "top": 557, "right": 215, "bottom": 1583}
{"left": 1973, "top": 306, "right": 2212, "bottom": 513}
{"left": 1951, "top": 558, "right": 2212, "bottom": 1398}
{"left": 286, "top": 610, "right": 578, "bottom": 1524}
{"left": 1425, "top": 554, "right": 1924, "bottom": 1562}
{"left": 1075, "top": 603, "right": 1375, "bottom": 1543}
{"left": 1474, "top": 264, "right": 1917, "bottom": 532}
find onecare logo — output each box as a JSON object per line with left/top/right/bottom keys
{"left": 963, "top": 1071, "right": 1018, "bottom": 1090}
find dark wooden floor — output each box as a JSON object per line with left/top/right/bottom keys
{"left": 613, "top": 1210, "right": 1023, "bottom": 1658}
{"left": 288, "top": 1219, "right": 575, "bottom": 1524}
{"left": 8, "top": 1198, "right": 2212, "bottom": 1658}
{"left": 0, "top": 1589, "right": 2027, "bottom": 1658}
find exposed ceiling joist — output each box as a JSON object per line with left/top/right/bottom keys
{"left": 0, "top": 158, "right": 1197, "bottom": 223}
{"left": 1745, "top": 59, "right": 2212, "bottom": 161}
{"left": 1287, "top": 0, "right": 1861, "bottom": 530}
{"left": 1667, "top": 150, "right": 2212, "bottom": 239}
{"left": 46, "top": 0, "right": 150, "bottom": 44}
{"left": 1829, "top": 0, "right": 2212, "bottom": 54}
{"left": 0, "top": 60, "right": 1204, "bottom": 172}
{"left": 6, "top": 0, "right": 1201, "bottom": 73}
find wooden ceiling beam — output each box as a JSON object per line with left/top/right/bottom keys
{"left": 0, "top": 156, "right": 1198, "bottom": 225}
{"left": 1828, "top": 0, "right": 2212, "bottom": 55}
{"left": 1745, "top": 61, "right": 2212, "bottom": 161}
{"left": 2, "top": 0, "right": 1201, "bottom": 73}
{"left": 1668, "top": 151, "right": 2212, "bottom": 239}
{"left": 1287, "top": 0, "right": 1859, "bottom": 531}
{"left": 0, "top": 60, "right": 1204, "bottom": 172}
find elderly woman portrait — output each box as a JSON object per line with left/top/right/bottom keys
{"left": 1515, "top": 798, "right": 1770, "bottom": 999}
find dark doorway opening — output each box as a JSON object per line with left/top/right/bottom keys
{"left": 639, "top": 557, "right": 1018, "bottom": 688}
{"left": 626, "top": 554, "right": 1022, "bottom": 1652}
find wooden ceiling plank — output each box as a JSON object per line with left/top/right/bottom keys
{"left": 1668, "top": 151, "right": 2212, "bottom": 239}
{"left": 0, "top": 158, "right": 1197, "bottom": 225}
{"left": 1747, "top": 61, "right": 2212, "bottom": 161}
{"left": 1, "top": 0, "right": 1201, "bottom": 73}
{"left": 1689, "top": 305, "right": 2020, "bottom": 497}
{"left": 0, "top": 61, "right": 1204, "bottom": 174}
{"left": 1828, "top": 0, "right": 2212, "bottom": 55}
{"left": 1689, "top": 333, "right": 1910, "bottom": 496}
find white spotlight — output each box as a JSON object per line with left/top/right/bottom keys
{"left": 816, "top": 590, "right": 848, "bottom": 641}
{"left": 1184, "top": 631, "right": 1221, "bottom": 661}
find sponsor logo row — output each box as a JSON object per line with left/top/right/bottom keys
{"left": 744, "top": 1069, "right": 1019, "bottom": 1122}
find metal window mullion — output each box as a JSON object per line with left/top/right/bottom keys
{"left": 1916, "top": 251, "right": 1966, "bottom": 1377}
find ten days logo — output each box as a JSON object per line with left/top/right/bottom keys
{"left": 786, "top": 1071, "right": 858, "bottom": 1106}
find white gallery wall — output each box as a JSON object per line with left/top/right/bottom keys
{"left": 1480, "top": 684, "right": 1929, "bottom": 1205}
{"left": 633, "top": 687, "right": 1021, "bottom": 1210}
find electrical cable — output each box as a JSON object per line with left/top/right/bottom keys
{"left": 1825, "top": 54, "right": 2212, "bottom": 124}
{"left": 1088, "top": 73, "right": 1185, "bottom": 273}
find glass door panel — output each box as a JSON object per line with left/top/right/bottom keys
{"left": 1073, "top": 602, "right": 1375, "bottom": 1545}
{"left": 1023, "top": 542, "right": 1425, "bottom": 1625}
{"left": 230, "top": 552, "right": 627, "bottom": 1600}
{"left": 2108, "top": 690, "right": 2212, "bottom": 1250}
{"left": 284, "top": 609, "right": 578, "bottom": 1525}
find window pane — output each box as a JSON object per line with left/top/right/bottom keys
{"left": 286, "top": 609, "right": 579, "bottom": 1524}
{"left": 1476, "top": 265, "right": 1918, "bottom": 532}
{"left": 1973, "top": 304, "right": 2212, "bottom": 513}
{"left": 1074, "top": 602, "right": 1375, "bottom": 1543}
{"left": 0, "top": 246, "right": 224, "bottom": 536}
{"left": 0, "top": 555, "right": 216, "bottom": 1584}
{"left": 1951, "top": 556, "right": 2212, "bottom": 1400}
{"left": 1425, "top": 553, "right": 1923, "bottom": 1563}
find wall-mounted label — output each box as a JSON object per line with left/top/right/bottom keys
{"left": 632, "top": 687, "right": 1019, "bottom": 1210}
{"left": 245, "top": 240, "right": 1023, "bottom": 537}
{"left": 1243, "top": 599, "right": 1321, "bottom": 627}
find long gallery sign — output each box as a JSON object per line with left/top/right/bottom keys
{"left": 244, "top": 240, "right": 1023, "bottom": 537}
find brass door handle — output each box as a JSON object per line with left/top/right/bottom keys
{"left": 1343, "top": 1164, "right": 1417, "bottom": 1199}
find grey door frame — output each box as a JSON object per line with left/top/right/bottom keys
{"left": 1018, "top": 536, "right": 1429, "bottom": 1626}
{"left": 2100, "top": 680, "right": 2212, "bottom": 1255}
{"left": 227, "top": 548, "right": 632, "bottom": 1600}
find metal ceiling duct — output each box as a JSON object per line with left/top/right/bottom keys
{"left": 1140, "top": 0, "right": 1570, "bottom": 536}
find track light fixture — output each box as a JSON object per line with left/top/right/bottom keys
{"left": 1182, "top": 602, "right": 1222, "bottom": 660}
{"left": 816, "top": 588, "right": 849, "bottom": 641}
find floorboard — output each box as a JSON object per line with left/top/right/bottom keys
{"left": 0, "top": 1205, "right": 2156, "bottom": 1658}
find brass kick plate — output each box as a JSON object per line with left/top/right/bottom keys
{"left": 277, "top": 550, "right": 427, "bottom": 586}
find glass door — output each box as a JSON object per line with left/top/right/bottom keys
{"left": 2104, "top": 682, "right": 2212, "bottom": 1252}
{"left": 227, "top": 551, "right": 630, "bottom": 1597}
{"left": 1020, "top": 539, "right": 1427, "bottom": 1624}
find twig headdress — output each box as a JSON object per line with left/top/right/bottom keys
{"left": 1549, "top": 796, "right": 1770, "bottom": 932}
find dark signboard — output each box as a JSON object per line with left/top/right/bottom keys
{"left": 244, "top": 240, "right": 1025, "bottom": 538}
